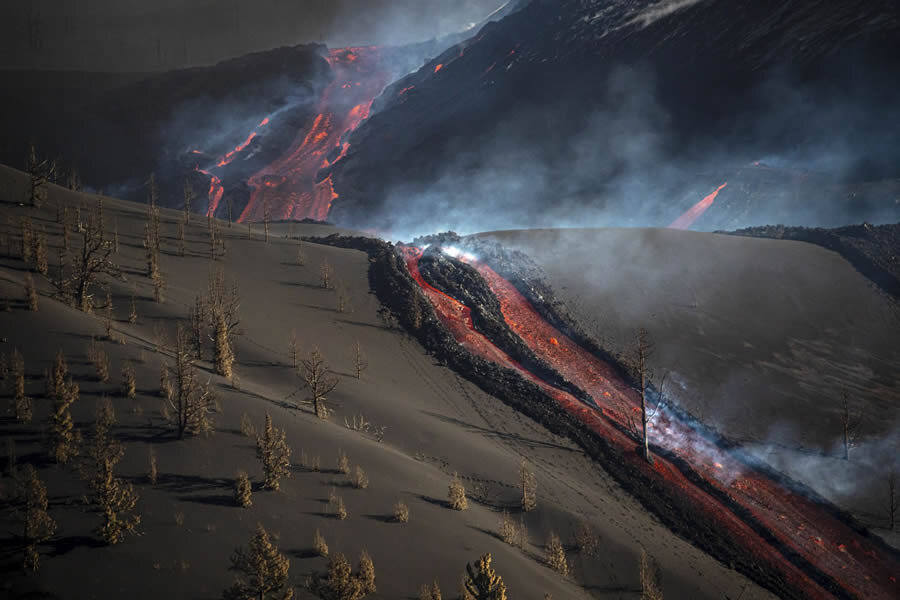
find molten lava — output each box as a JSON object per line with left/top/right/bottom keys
{"left": 403, "top": 244, "right": 899, "bottom": 600}
{"left": 669, "top": 182, "right": 728, "bottom": 230}
{"left": 237, "top": 47, "right": 391, "bottom": 222}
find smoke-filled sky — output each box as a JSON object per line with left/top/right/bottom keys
{"left": 0, "top": 0, "right": 505, "bottom": 71}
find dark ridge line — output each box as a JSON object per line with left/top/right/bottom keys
{"left": 306, "top": 234, "right": 870, "bottom": 600}
{"left": 724, "top": 223, "right": 900, "bottom": 301}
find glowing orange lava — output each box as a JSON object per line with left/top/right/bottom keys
{"left": 434, "top": 63, "right": 444, "bottom": 73}
{"left": 404, "top": 246, "right": 899, "bottom": 600}
{"left": 237, "top": 47, "right": 390, "bottom": 222}
{"left": 669, "top": 182, "right": 728, "bottom": 230}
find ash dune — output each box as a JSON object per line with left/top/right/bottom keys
{"left": 0, "top": 165, "right": 776, "bottom": 599}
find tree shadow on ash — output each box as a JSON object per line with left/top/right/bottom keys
{"left": 179, "top": 494, "right": 235, "bottom": 507}
{"left": 418, "top": 494, "right": 449, "bottom": 509}
{"left": 362, "top": 514, "right": 395, "bottom": 523}
{"left": 288, "top": 548, "right": 321, "bottom": 559}
{"left": 47, "top": 535, "right": 105, "bottom": 557}
{"left": 421, "top": 411, "right": 579, "bottom": 452}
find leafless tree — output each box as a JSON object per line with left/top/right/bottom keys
{"left": 26, "top": 144, "right": 48, "bottom": 208}
{"left": 54, "top": 216, "right": 118, "bottom": 312}
{"left": 622, "top": 328, "right": 667, "bottom": 463}
{"left": 299, "top": 347, "right": 338, "bottom": 418}
{"left": 206, "top": 269, "right": 240, "bottom": 377}
{"left": 25, "top": 6, "right": 43, "bottom": 51}
{"left": 189, "top": 295, "right": 205, "bottom": 361}
{"left": 168, "top": 326, "right": 213, "bottom": 439}
{"left": 182, "top": 178, "right": 193, "bottom": 224}
{"left": 353, "top": 340, "right": 367, "bottom": 379}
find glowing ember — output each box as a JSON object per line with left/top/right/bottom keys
{"left": 669, "top": 182, "right": 728, "bottom": 230}
{"left": 434, "top": 63, "right": 444, "bottom": 73}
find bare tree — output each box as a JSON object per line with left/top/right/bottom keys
{"left": 299, "top": 347, "right": 338, "bottom": 418}
{"left": 20, "top": 465, "right": 56, "bottom": 572}
{"left": 56, "top": 216, "right": 117, "bottom": 312}
{"left": 25, "top": 6, "right": 43, "bottom": 51}
{"left": 188, "top": 296, "right": 205, "bottom": 360}
{"left": 839, "top": 391, "right": 861, "bottom": 461}
{"left": 205, "top": 270, "right": 240, "bottom": 377}
{"left": 168, "top": 326, "right": 213, "bottom": 439}
{"left": 320, "top": 259, "right": 333, "bottom": 289}
{"left": 182, "top": 178, "right": 193, "bottom": 224}
{"left": 353, "top": 340, "right": 367, "bottom": 379}
{"left": 622, "top": 328, "right": 666, "bottom": 463}
{"left": 288, "top": 330, "right": 300, "bottom": 370}
{"left": 26, "top": 144, "right": 48, "bottom": 207}
{"left": 520, "top": 459, "right": 537, "bottom": 512}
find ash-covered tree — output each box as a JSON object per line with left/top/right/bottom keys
{"left": 25, "top": 143, "right": 48, "bottom": 208}
{"left": 24, "top": 273, "right": 38, "bottom": 311}
{"left": 206, "top": 269, "right": 240, "bottom": 378}
{"left": 545, "top": 531, "right": 568, "bottom": 576}
{"left": 19, "top": 464, "right": 56, "bottom": 572}
{"left": 299, "top": 347, "right": 338, "bottom": 419}
{"left": 47, "top": 352, "right": 80, "bottom": 464}
{"left": 640, "top": 548, "right": 663, "bottom": 600}
{"left": 11, "top": 349, "right": 31, "bottom": 422}
{"left": 256, "top": 413, "right": 291, "bottom": 490}
{"left": 308, "top": 551, "right": 376, "bottom": 600}
{"left": 352, "top": 341, "right": 367, "bottom": 379}
{"left": 448, "top": 472, "right": 467, "bottom": 511}
{"left": 463, "top": 553, "right": 507, "bottom": 600}
{"left": 55, "top": 215, "right": 118, "bottom": 312}
{"left": 234, "top": 471, "right": 252, "bottom": 508}
{"left": 520, "top": 459, "right": 537, "bottom": 512}
{"left": 182, "top": 178, "right": 193, "bottom": 225}
{"left": 89, "top": 399, "right": 140, "bottom": 545}
{"left": 189, "top": 295, "right": 206, "bottom": 360}
{"left": 223, "top": 524, "right": 293, "bottom": 600}
{"left": 168, "top": 326, "right": 214, "bottom": 439}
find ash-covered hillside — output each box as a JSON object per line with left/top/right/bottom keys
{"left": 729, "top": 222, "right": 900, "bottom": 299}
{"left": 329, "top": 0, "right": 900, "bottom": 235}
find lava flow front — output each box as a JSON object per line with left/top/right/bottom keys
{"left": 669, "top": 182, "right": 728, "bottom": 230}
{"left": 238, "top": 47, "right": 391, "bottom": 222}
{"left": 403, "top": 244, "right": 898, "bottom": 600}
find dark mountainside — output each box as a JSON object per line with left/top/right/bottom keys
{"left": 728, "top": 222, "right": 900, "bottom": 300}
{"left": 329, "top": 0, "right": 900, "bottom": 235}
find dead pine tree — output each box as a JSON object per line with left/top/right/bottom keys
{"left": 168, "top": 326, "right": 213, "bottom": 439}
{"left": 20, "top": 465, "right": 57, "bottom": 572}
{"left": 12, "top": 349, "right": 32, "bottom": 422}
{"left": 25, "top": 273, "right": 38, "bottom": 311}
{"left": 625, "top": 328, "right": 666, "bottom": 463}
{"left": 353, "top": 340, "right": 367, "bottom": 379}
{"left": 188, "top": 295, "right": 205, "bottom": 360}
{"left": 299, "top": 347, "right": 339, "bottom": 419}
{"left": 178, "top": 222, "right": 186, "bottom": 256}
{"left": 839, "top": 391, "right": 862, "bottom": 461}
{"left": 256, "top": 413, "right": 291, "bottom": 490}
{"left": 320, "top": 259, "right": 333, "bottom": 290}
{"left": 205, "top": 269, "right": 240, "bottom": 378}
{"left": 182, "top": 178, "right": 193, "bottom": 225}
{"left": 26, "top": 143, "right": 48, "bottom": 208}
{"left": 520, "top": 459, "right": 537, "bottom": 512}
{"left": 222, "top": 524, "right": 291, "bottom": 600}
{"left": 60, "top": 216, "right": 117, "bottom": 313}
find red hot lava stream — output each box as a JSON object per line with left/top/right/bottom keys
{"left": 402, "top": 245, "right": 897, "bottom": 599}
{"left": 669, "top": 182, "right": 728, "bottom": 230}
{"left": 238, "top": 47, "right": 391, "bottom": 222}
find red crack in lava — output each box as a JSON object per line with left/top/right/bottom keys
{"left": 402, "top": 245, "right": 898, "bottom": 600}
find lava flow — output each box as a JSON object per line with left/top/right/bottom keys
{"left": 404, "top": 245, "right": 898, "bottom": 600}
{"left": 238, "top": 47, "right": 391, "bottom": 222}
{"left": 669, "top": 182, "right": 728, "bottom": 230}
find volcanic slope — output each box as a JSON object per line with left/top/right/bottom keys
{"left": 0, "top": 164, "right": 774, "bottom": 599}
{"left": 476, "top": 227, "right": 900, "bottom": 538}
